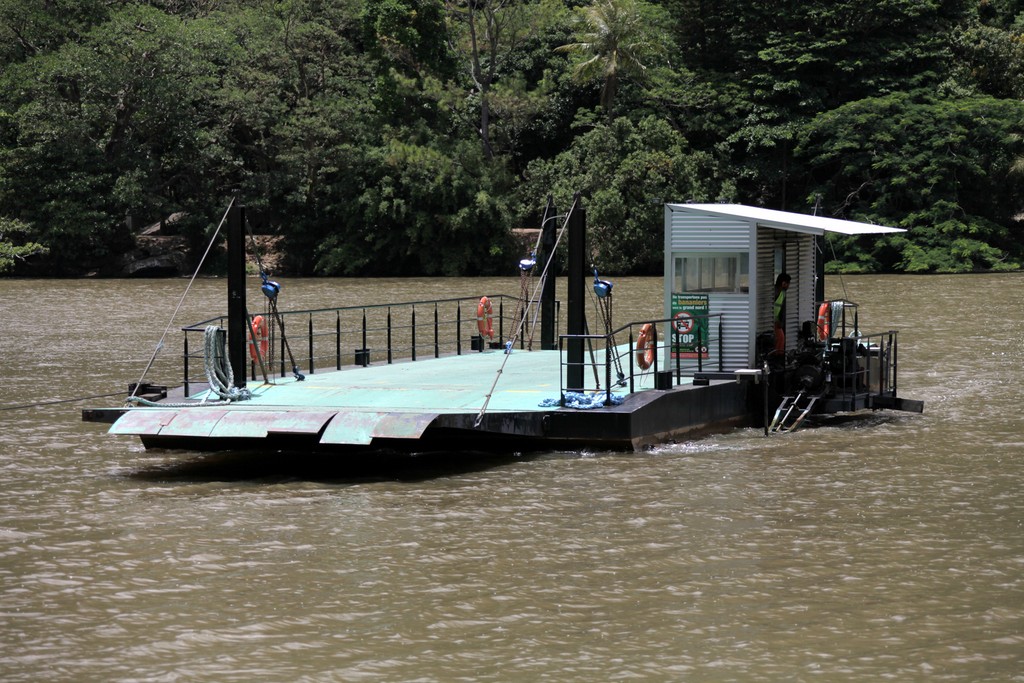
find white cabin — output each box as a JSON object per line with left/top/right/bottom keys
{"left": 663, "top": 204, "right": 903, "bottom": 371}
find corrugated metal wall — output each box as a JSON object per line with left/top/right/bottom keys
{"left": 755, "top": 226, "right": 816, "bottom": 354}
{"left": 756, "top": 227, "right": 777, "bottom": 338}
{"left": 665, "top": 207, "right": 754, "bottom": 370}
{"left": 665, "top": 206, "right": 824, "bottom": 369}
{"left": 796, "top": 238, "right": 816, "bottom": 333}
{"left": 667, "top": 210, "right": 750, "bottom": 251}
{"left": 707, "top": 294, "right": 751, "bottom": 369}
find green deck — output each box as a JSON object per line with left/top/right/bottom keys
{"left": 107, "top": 347, "right": 696, "bottom": 448}
{"left": 199, "top": 347, "right": 656, "bottom": 413}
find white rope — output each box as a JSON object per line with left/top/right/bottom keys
{"left": 127, "top": 197, "right": 236, "bottom": 403}
{"left": 521, "top": 210, "right": 569, "bottom": 346}
{"left": 474, "top": 195, "right": 580, "bottom": 428}
{"left": 202, "top": 325, "right": 252, "bottom": 401}
{"left": 125, "top": 325, "right": 252, "bottom": 407}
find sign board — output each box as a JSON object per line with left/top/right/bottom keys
{"left": 671, "top": 293, "right": 709, "bottom": 359}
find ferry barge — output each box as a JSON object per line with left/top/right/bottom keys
{"left": 84, "top": 200, "right": 922, "bottom": 452}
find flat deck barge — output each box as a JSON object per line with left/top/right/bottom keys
{"left": 84, "top": 201, "right": 921, "bottom": 454}
{"left": 94, "top": 347, "right": 750, "bottom": 452}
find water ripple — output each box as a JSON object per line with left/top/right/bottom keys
{"left": 1, "top": 276, "right": 1022, "bottom": 681}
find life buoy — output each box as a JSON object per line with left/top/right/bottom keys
{"left": 249, "top": 315, "right": 269, "bottom": 361}
{"left": 816, "top": 302, "right": 831, "bottom": 341}
{"left": 477, "top": 296, "right": 494, "bottom": 339}
{"left": 635, "top": 323, "right": 656, "bottom": 370}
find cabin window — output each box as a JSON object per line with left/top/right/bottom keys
{"left": 673, "top": 253, "right": 749, "bottom": 293}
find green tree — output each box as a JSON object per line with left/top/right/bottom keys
{"left": 1, "top": 0, "right": 1021, "bottom": 277}
{"left": 361, "top": 0, "right": 452, "bottom": 78}
{"left": 556, "top": 0, "right": 669, "bottom": 115}
{"left": 230, "top": 0, "right": 417, "bottom": 274}
{"left": 0, "top": 217, "right": 47, "bottom": 273}
{"left": 799, "top": 92, "right": 1024, "bottom": 272}
{"left": 0, "top": 0, "right": 111, "bottom": 65}
{"left": 445, "top": 0, "right": 561, "bottom": 159}
{"left": 519, "top": 115, "right": 732, "bottom": 273}
{"left": 315, "top": 136, "right": 516, "bottom": 276}
{"left": 0, "top": 5, "right": 239, "bottom": 273}
{"left": 947, "top": 19, "right": 1024, "bottom": 99}
{"left": 675, "top": 0, "right": 969, "bottom": 207}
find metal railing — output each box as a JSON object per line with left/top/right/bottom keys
{"left": 823, "top": 330, "right": 900, "bottom": 402}
{"left": 180, "top": 294, "right": 558, "bottom": 396}
{"left": 813, "top": 299, "right": 900, "bottom": 404}
{"left": 557, "top": 315, "right": 725, "bottom": 405}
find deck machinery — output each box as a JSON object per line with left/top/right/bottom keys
{"left": 759, "top": 299, "right": 921, "bottom": 433}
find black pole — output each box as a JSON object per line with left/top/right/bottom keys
{"left": 308, "top": 314, "right": 314, "bottom": 374}
{"left": 183, "top": 334, "right": 190, "bottom": 398}
{"left": 566, "top": 198, "right": 585, "bottom": 391}
{"left": 227, "top": 204, "right": 247, "bottom": 389}
{"left": 387, "top": 307, "right": 393, "bottom": 364}
{"left": 411, "top": 306, "right": 417, "bottom": 361}
{"left": 540, "top": 196, "right": 558, "bottom": 350}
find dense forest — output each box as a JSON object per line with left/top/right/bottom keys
{"left": 2, "top": 0, "right": 1024, "bottom": 277}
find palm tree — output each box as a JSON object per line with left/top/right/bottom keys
{"left": 557, "top": 0, "right": 665, "bottom": 114}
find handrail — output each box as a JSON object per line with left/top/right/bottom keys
{"left": 179, "top": 294, "right": 550, "bottom": 397}
{"left": 814, "top": 298, "right": 900, "bottom": 402}
{"left": 822, "top": 329, "right": 900, "bottom": 402}
{"left": 180, "top": 293, "right": 518, "bottom": 332}
{"left": 179, "top": 297, "right": 729, "bottom": 402}
{"left": 556, "top": 314, "right": 726, "bottom": 404}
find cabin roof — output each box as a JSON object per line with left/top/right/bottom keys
{"left": 667, "top": 204, "right": 905, "bottom": 236}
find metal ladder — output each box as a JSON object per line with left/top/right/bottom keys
{"left": 769, "top": 391, "right": 820, "bottom": 433}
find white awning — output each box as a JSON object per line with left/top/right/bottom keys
{"left": 667, "top": 204, "right": 904, "bottom": 236}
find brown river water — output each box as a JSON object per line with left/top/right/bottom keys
{"left": 0, "top": 274, "right": 1022, "bottom": 681}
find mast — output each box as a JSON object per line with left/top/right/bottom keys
{"left": 566, "top": 199, "right": 586, "bottom": 391}
{"left": 227, "top": 204, "right": 247, "bottom": 388}
{"left": 540, "top": 196, "right": 558, "bottom": 350}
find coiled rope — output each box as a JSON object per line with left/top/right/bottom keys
{"left": 127, "top": 197, "right": 236, "bottom": 404}
{"left": 201, "top": 325, "right": 252, "bottom": 401}
{"left": 125, "top": 325, "right": 252, "bottom": 407}
{"left": 539, "top": 391, "right": 625, "bottom": 410}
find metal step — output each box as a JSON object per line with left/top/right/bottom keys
{"left": 769, "top": 391, "right": 820, "bottom": 433}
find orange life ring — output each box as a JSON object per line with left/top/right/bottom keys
{"left": 249, "top": 314, "right": 269, "bottom": 361}
{"left": 816, "top": 302, "right": 831, "bottom": 341}
{"left": 477, "top": 296, "right": 494, "bottom": 339}
{"left": 635, "top": 323, "right": 656, "bottom": 370}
